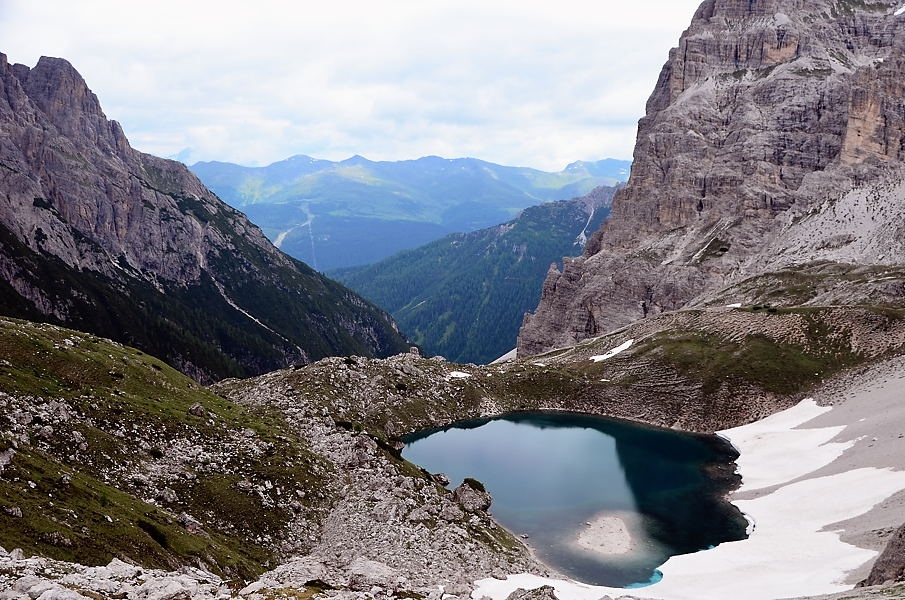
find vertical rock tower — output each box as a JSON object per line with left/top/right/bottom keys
{"left": 519, "top": 0, "right": 905, "bottom": 356}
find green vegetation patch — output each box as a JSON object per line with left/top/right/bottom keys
{"left": 710, "top": 262, "right": 905, "bottom": 309}
{"left": 792, "top": 67, "right": 834, "bottom": 78}
{"left": 635, "top": 313, "right": 862, "bottom": 396}
{"left": 0, "top": 318, "right": 336, "bottom": 579}
{"left": 832, "top": 0, "right": 890, "bottom": 15}
{"left": 0, "top": 447, "right": 262, "bottom": 578}
{"left": 332, "top": 191, "right": 614, "bottom": 364}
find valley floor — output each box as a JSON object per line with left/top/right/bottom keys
{"left": 474, "top": 356, "right": 905, "bottom": 600}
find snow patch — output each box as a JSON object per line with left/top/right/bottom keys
{"left": 590, "top": 339, "right": 634, "bottom": 362}
{"left": 446, "top": 371, "right": 472, "bottom": 380}
{"left": 491, "top": 348, "right": 517, "bottom": 364}
{"left": 273, "top": 229, "right": 292, "bottom": 248}
{"left": 472, "top": 399, "right": 905, "bottom": 600}
{"left": 725, "top": 303, "right": 743, "bottom": 309}
{"left": 719, "top": 398, "right": 847, "bottom": 491}
{"left": 896, "top": 5, "right": 905, "bottom": 16}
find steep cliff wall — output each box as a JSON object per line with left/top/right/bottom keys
{"left": 0, "top": 54, "right": 410, "bottom": 381}
{"left": 519, "top": 0, "right": 905, "bottom": 356}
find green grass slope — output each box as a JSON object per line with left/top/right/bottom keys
{"left": 0, "top": 317, "right": 335, "bottom": 580}
{"left": 331, "top": 189, "right": 614, "bottom": 364}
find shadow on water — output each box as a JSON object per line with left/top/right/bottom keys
{"left": 402, "top": 411, "right": 748, "bottom": 588}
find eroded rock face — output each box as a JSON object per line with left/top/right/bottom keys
{"left": 861, "top": 522, "right": 905, "bottom": 586}
{"left": 519, "top": 0, "right": 905, "bottom": 356}
{"left": 0, "top": 53, "right": 410, "bottom": 381}
{"left": 2, "top": 56, "right": 226, "bottom": 284}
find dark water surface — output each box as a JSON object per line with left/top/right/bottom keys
{"left": 402, "top": 412, "right": 748, "bottom": 587}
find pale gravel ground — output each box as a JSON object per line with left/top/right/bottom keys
{"left": 573, "top": 513, "right": 635, "bottom": 556}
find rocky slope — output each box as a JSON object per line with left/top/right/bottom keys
{"left": 0, "top": 53, "right": 410, "bottom": 383}
{"left": 519, "top": 0, "right": 905, "bottom": 356}
{"left": 2, "top": 306, "right": 905, "bottom": 598}
{"left": 0, "top": 317, "right": 542, "bottom": 596}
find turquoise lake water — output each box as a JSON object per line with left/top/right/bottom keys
{"left": 402, "top": 412, "right": 748, "bottom": 587}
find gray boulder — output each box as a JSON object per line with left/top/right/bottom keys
{"left": 505, "top": 586, "right": 560, "bottom": 600}
{"left": 861, "top": 522, "right": 905, "bottom": 586}
{"left": 452, "top": 479, "right": 492, "bottom": 512}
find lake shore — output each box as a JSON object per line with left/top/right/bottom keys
{"left": 473, "top": 355, "right": 905, "bottom": 600}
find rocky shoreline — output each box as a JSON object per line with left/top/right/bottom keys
{"left": 3, "top": 345, "right": 905, "bottom": 599}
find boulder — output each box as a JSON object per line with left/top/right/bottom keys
{"left": 176, "top": 513, "right": 209, "bottom": 538}
{"left": 105, "top": 557, "right": 143, "bottom": 580}
{"left": 452, "top": 480, "right": 492, "bottom": 512}
{"left": 505, "top": 586, "right": 560, "bottom": 600}
{"left": 0, "top": 448, "right": 15, "bottom": 474}
{"left": 346, "top": 557, "right": 401, "bottom": 591}
{"left": 439, "top": 503, "right": 465, "bottom": 522}
{"left": 133, "top": 578, "right": 194, "bottom": 600}
{"left": 861, "top": 522, "right": 905, "bottom": 586}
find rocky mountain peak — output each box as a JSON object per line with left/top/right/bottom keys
{"left": 0, "top": 53, "right": 410, "bottom": 381}
{"left": 519, "top": 0, "right": 905, "bottom": 356}
{"left": 10, "top": 55, "right": 128, "bottom": 157}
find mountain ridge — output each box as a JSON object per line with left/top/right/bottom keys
{"left": 191, "top": 155, "right": 629, "bottom": 270}
{"left": 0, "top": 53, "right": 410, "bottom": 382}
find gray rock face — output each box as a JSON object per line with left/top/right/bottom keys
{"left": 861, "top": 522, "right": 905, "bottom": 586}
{"left": 0, "top": 53, "right": 410, "bottom": 382}
{"left": 519, "top": 0, "right": 905, "bottom": 356}
{"left": 1, "top": 56, "right": 233, "bottom": 285}
{"left": 0, "top": 554, "right": 229, "bottom": 600}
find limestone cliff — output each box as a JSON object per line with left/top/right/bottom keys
{"left": 0, "top": 54, "right": 410, "bottom": 381}
{"left": 519, "top": 0, "right": 905, "bottom": 356}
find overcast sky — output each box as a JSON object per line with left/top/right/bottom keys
{"left": 0, "top": 0, "right": 703, "bottom": 171}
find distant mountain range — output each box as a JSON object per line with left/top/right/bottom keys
{"left": 331, "top": 186, "right": 616, "bottom": 364}
{"left": 0, "top": 54, "right": 410, "bottom": 382}
{"left": 191, "top": 155, "right": 630, "bottom": 270}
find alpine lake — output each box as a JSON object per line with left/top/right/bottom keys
{"left": 402, "top": 412, "right": 749, "bottom": 588}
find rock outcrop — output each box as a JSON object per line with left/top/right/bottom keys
{"left": 861, "top": 522, "right": 905, "bottom": 586}
{"left": 519, "top": 0, "right": 905, "bottom": 356}
{"left": 0, "top": 53, "right": 410, "bottom": 382}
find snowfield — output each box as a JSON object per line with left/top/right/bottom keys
{"left": 590, "top": 339, "right": 634, "bottom": 363}
{"left": 473, "top": 391, "right": 905, "bottom": 600}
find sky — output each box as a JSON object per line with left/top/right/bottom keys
{"left": 0, "top": 0, "right": 703, "bottom": 171}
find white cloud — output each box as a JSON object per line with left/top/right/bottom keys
{"left": 0, "top": 0, "right": 703, "bottom": 170}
